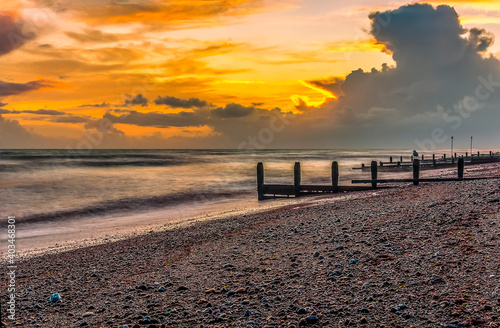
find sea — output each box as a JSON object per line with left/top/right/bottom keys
{"left": 0, "top": 148, "right": 454, "bottom": 256}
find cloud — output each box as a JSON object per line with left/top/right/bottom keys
{"left": 65, "top": 29, "right": 120, "bottom": 43}
{"left": 0, "top": 80, "right": 53, "bottom": 97}
{"left": 211, "top": 103, "right": 255, "bottom": 118}
{"left": 0, "top": 11, "right": 36, "bottom": 57}
{"left": 468, "top": 27, "right": 494, "bottom": 52}
{"left": 287, "top": 3, "right": 500, "bottom": 148}
{"left": 50, "top": 115, "right": 91, "bottom": 123}
{"left": 124, "top": 94, "right": 148, "bottom": 107}
{"left": 154, "top": 96, "right": 210, "bottom": 109}
{"left": 103, "top": 110, "right": 207, "bottom": 128}
{"left": 78, "top": 102, "right": 110, "bottom": 108}
{"left": 35, "top": 0, "right": 295, "bottom": 30}
{"left": 23, "top": 109, "right": 66, "bottom": 115}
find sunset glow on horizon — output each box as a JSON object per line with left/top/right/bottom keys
{"left": 1, "top": 0, "right": 500, "bottom": 149}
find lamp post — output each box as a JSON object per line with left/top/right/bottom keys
{"left": 470, "top": 136, "right": 473, "bottom": 158}
{"left": 451, "top": 136, "right": 453, "bottom": 159}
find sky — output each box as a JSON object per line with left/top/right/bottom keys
{"left": 0, "top": 0, "right": 499, "bottom": 149}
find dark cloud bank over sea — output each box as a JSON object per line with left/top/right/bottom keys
{"left": 1, "top": 3, "right": 499, "bottom": 149}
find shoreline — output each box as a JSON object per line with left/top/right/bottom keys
{"left": 1, "top": 162, "right": 499, "bottom": 327}
{"left": 6, "top": 160, "right": 498, "bottom": 260}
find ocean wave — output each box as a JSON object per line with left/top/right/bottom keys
{"left": 18, "top": 190, "right": 253, "bottom": 224}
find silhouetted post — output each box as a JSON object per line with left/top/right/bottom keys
{"left": 400, "top": 156, "right": 403, "bottom": 162}
{"left": 371, "top": 161, "right": 377, "bottom": 189}
{"left": 331, "top": 161, "right": 339, "bottom": 192}
{"left": 361, "top": 163, "right": 365, "bottom": 168}
{"left": 422, "top": 154, "right": 424, "bottom": 160}
{"left": 432, "top": 154, "right": 436, "bottom": 166}
{"left": 397, "top": 161, "right": 401, "bottom": 167}
{"left": 458, "top": 157, "right": 464, "bottom": 180}
{"left": 413, "top": 159, "right": 420, "bottom": 186}
{"left": 490, "top": 151, "right": 493, "bottom": 157}
{"left": 390, "top": 156, "right": 393, "bottom": 163}
{"left": 466, "top": 152, "right": 468, "bottom": 158}
{"left": 478, "top": 151, "right": 480, "bottom": 157}
{"left": 443, "top": 153, "right": 446, "bottom": 162}
{"left": 294, "top": 162, "right": 301, "bottom": 197}
{"left": 411, "top": 155, "right": 414, "bottom": 162}
{"left": 380, "top": 161, "right": 383, "bottom": 167}
{"left": 452, "top": 156, "right": 455, "bottom": 164}
{"left": 257, "top": 162, "right": 264, "bottom": 201}
{"left": 454, "top": 152, "right": 457, "bottom": 158}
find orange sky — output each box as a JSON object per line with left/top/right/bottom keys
{"left": 1, "top": 0, "right": 500, "bottom": 146}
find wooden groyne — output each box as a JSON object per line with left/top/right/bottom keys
{"left": 352, "top": 151, "right": 500, "bottom": 172}
{"left": 257, "top": 161, "right": 372, "bottom": 200}
{"left": 257, "top": 155, "right": 499, "bottom": 200}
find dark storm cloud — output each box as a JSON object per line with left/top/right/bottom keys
{"left": 289, "top": 3, "right": 500, "bottom": 149}
{"left": 321, "top": 3, "right": 500, "bottom": 117}
{"left": 0, "top": 80, "right": 53, "bottom": 97}
{"left": 154, "top": 96, "right": 210, "bottom": 109}
{"left": 0, "top": 12, "right": 36, "bottom": 57}
{"left": 468, "top": 28, "right": 494, "bottom": 52}
{"left": 211, "top": 103, "right": 254, "bottom": 118}
{"left": 124, "top": 94, "right": 148, "bottom": 107}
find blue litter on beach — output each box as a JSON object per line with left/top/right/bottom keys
{"left": 49, "top": 293, "right": 60, "bottom": 303}
{"left": 396, "top": 304, "right": 408, "bottom": 311}
{"left": 142, "top": 317, "right": 151, "bottom": 323}
{"left": 337, "top": 245, "right": 344, "bottom": 250}
{"left": 349, "top": 259, "right": 358, "bottom": 264}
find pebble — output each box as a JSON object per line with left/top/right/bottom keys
{"left": 302, "top": 316, "right": 319, "bottom": 325}
{"left": 49, "top": 293, "right": 60, "bottom": 303}
{"left": 82, "top": 312, "right": 94, "bottom": 317}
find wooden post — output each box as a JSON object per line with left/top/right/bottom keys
{"left": 490, "top": 151, "right": 493, "bottom": 157}
{"left": 361, "top": 163, "right": 365, "bottom": 168}
{"left": 331, "top": 161, "right": 339, "bottom": 192}
{"left": 452, "top": 156, "right": 455, "bottom": 164}
{"left": 478, "top": 151, "right": 480, "bottom": 157}
{"left": 294, "top": 162, "right": 301, "bottom": 197}
{"left": 397, "top": 161, "right": 401, "bottom": 167}
{"left": 413, "top": 159, "right": 420, "bottom": 186}
{"left": 390, "top": 156, "right": 393, "bottom": 163}
{"left": 422, "top": 154, "right": 424, "bottom": 160}
{"left": 443, "top": 153, "right": 446, "bottom": 161}
{"left": 466, "top": 152, "right": 468, "bottom": 158}
{"left": 432, "top": 154, "right": 436, "bottom": 166}
{"left": 458, "top": 157, "right": 464, "bottom": 180}
{"left": 380, "top": 161, "right": 384, "bottom": 167}
{"left": 400, "top": 156, "right": 403, "bottom": 163}
{"left": 257, "top": 162, "right": 264, "bottom": 201}
{"left": 371, "top": 161, "right": 377, "bottom": 189}
{"left": 454, "top": 152, "right": 457, "bottom": 158}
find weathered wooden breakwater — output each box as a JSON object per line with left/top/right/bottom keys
{"left": 353, "top": 151, "right": 500, "bottom": 172}
{"left": 257, "top": 154, "right": 500, "bottom": 200}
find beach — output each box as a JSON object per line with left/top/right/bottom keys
{"left": 1, "top": 162, "right": 499, "bottom": 328}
